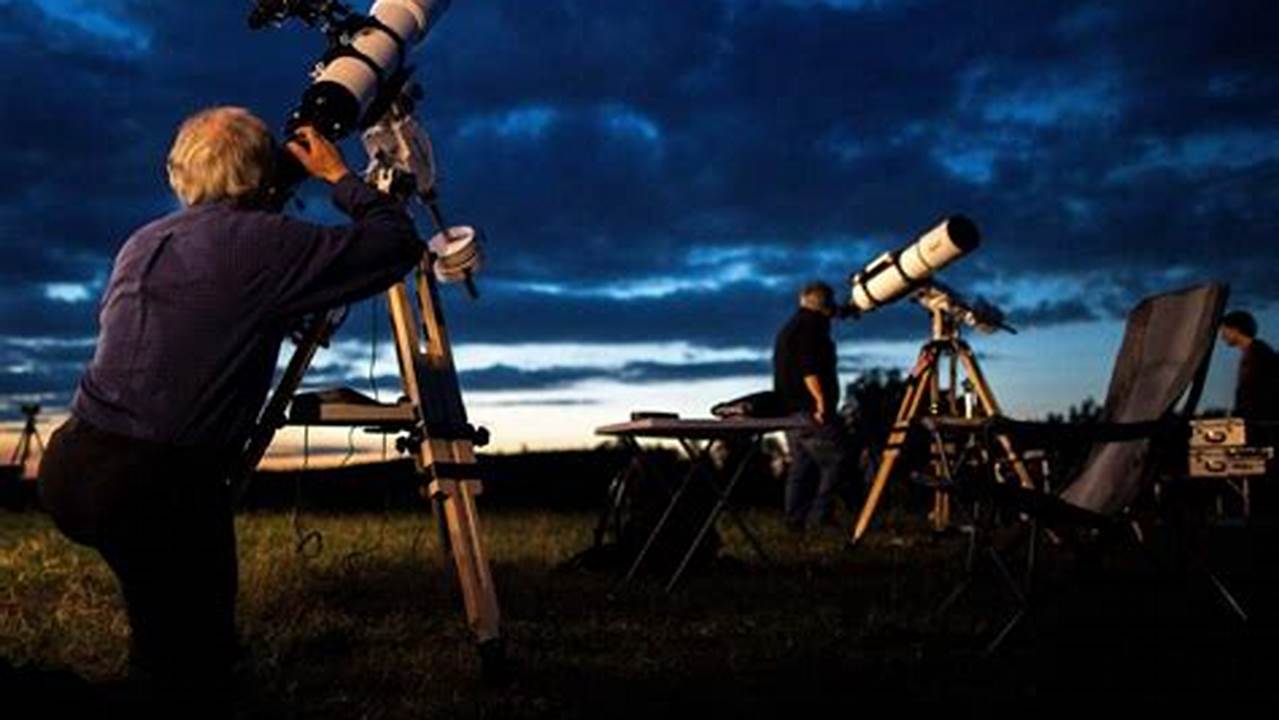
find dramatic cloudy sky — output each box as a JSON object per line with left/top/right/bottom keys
{"left": 1, "top": 0, "right": 1277, "bottom": 456}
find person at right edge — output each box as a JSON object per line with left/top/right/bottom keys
{"left": 1220, "top": 310, "right": 1279, "bottom": 421}
{"left": 1219, "top": 309, "right": 1279, "bottom": 522}
{"left": 773, "top": 281, "right": 854, "bottom": 531}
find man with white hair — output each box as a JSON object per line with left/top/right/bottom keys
{"left": 37, "top": 106, "right": 422, "bottom": 710}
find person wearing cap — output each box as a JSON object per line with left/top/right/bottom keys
{"left": 772, "top": 281, "right": 854, "bottom": 531}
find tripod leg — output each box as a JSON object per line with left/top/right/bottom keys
{"left": 956, "top": 347, "right": 1035, "bottom": 489}
{"left": 232, "top": 309, "right": 342, "bottom": 501}
{"left": 851, "top": 360, "right": 935, "bottom": 545}
{"left": 431, "top": 492, "right": 453, "bottom": 554}
{"left": 388, "top": 272, "right": 506, "bottom": 676}
{"left": 11, "top": 434, "right": 26, "bottom": 467}
{"left": 930, "top": 357, "right": 952, "bottom": 532}
{"left": 430, "top": 478, "right": 502, "bottom": 642}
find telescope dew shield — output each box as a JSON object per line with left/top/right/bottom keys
{"left": 296, "top": 0, "right": 451, "bottom": 138}
{"left": 849, "top": 215, "right": 979, "bottom": 314}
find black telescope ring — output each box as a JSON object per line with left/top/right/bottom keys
{"left": 854, "top": 272, "right": 887, "bottom": 308}
{"left": 889, "top": 248, "right": 927, "bottom": 289}
{"left": 322, "top": 16, "right": 411, "bottom": 99}
{"left": 355, "top": 15, "right": 407, "bottom": 61}
{"left": 333, "top": 14, "right": 408, "bottom": 81}
{"left": 883, "top": 247, "right": 927, "bottom": 299}
{"left": 909, "top": 242, "right": 935, "bottom": 276}
{"left": 889, "top": 248, "right": 914, "bottom": 280}
{"left": 322, "top": 44, "right": 387, "bottom": 94}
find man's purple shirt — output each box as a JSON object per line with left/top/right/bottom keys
{"left": 72, "top": 175, "right": 423, "bottom": 451}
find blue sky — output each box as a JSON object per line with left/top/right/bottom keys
{"left": 1, "top": 0, "right": 1277, "bottom": 455}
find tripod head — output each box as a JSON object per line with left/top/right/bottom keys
{"left": 913, "top": 281, "right": 1015, "bottom": 341}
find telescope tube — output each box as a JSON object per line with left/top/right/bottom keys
{"left": 848, "top": 215, "right": 979, "bottom": 314}
{"left": 296, "top": 0, "right": 452, "bottom": 138}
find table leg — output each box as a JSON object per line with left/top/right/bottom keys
{"left": 702, "top": 440, "right": 770, "bottom": 563}
{"left": 665, "top": 438, "right": 765, "bottom": 592}
{"left": 615, "top": 440, "right": 704, "bottom": 591}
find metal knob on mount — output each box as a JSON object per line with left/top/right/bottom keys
{"left": 429, "top": 225, "right": 484, "bottom": 296}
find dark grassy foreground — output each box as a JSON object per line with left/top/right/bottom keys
{"left": 3, "top": 508, "right": 1278, "bottom": 716}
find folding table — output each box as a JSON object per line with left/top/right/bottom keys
{"left": 596, "top": 415, "right": 810, "bottom": 592}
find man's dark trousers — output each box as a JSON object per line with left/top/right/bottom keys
{"left": 37, "top": 416, "right": 237, "bottom": 707}
{"left": 784, "top": 417, "right": 851, "bottom": 529}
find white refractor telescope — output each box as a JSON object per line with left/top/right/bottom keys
{"left": 252, "top": 0, "right": 482, "bottom": 287}
{"left": 251, "top": 0, "right": 452, "bottom": 139}
{"left": 845, "top": 215, "right": 980, "bottom": 316}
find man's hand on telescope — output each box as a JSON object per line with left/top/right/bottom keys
{"left": 286, "top": 126, "right": 350, "bottom": 184}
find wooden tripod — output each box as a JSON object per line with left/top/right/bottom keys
{"left": 232, "top": 193, "right": 503, "bottom": 673}
{"left": 849, "top": 308, "right": 1033, "bottom": 545}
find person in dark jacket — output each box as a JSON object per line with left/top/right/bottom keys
{"left": 773, "top": 281, "right": 852, "bottom": 530}
{"left": 1219, "top": 310, "right": 1279, "bottom": 420}
{"left": 37, "top": 106, "right": 422, "bottom": 711}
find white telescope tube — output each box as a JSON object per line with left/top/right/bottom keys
{"left": 297, "top": 0, "right": 451, "bottom": 137}
{"left": 848, "top": 215, "right": 979, "bottom": 314}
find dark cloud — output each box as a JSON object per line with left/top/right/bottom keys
{"left": 455, "top": 358, "right": 769, "bottom": 393}
{"left": 441, "top": 280, "right": 928, "bottom": 347}
{"left": 3, "top": 0, "right": 1278, "bottom": 410}
{"left": 0, "top": 286, "right": 99, "bottom": 338}
{"left": 0, "top": 336, "right": 91, "bottom": 418}
{"left": 459, "top": 364, "right": 601, "bottom": 391}
{"left": 1008, "top": 300, "right": 1099, "bottom": 329}
{"left": 476, "top": 398, "right": 600, "bottom": 408}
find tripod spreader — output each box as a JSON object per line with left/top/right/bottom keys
{"left": 396, "top": 423, "right": 490, "bottom": 455}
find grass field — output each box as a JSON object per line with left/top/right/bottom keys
{"left": 2, "top": 508, "right": 1277, "bottom": 716}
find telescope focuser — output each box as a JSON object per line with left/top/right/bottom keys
{"left": 248, "top": 0, "right": 356, "bottom": 31}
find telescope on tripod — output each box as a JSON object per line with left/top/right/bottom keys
{"left": 235, "top": 0, "right": 503, "bottom": 675}
{"left": 837, "top": 216, "right": 1034, "bottom": 544}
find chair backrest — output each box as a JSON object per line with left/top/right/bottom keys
{"left": 1059, "top": 282, "right": 1229, "bottom": 514}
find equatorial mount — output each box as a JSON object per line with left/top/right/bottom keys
{"left": 911, "top": 281, "right": 1016, "bottom": 342}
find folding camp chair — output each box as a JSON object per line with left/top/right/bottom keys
{"left": 920, "top": 282, "right": 1241, "bottom": 652}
